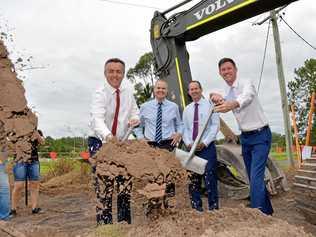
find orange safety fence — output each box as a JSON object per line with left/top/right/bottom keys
{"left": 49, "top": 152, "right": 58, "bottom": 160}
{"left": 80, "top": 151, "right": 90, "bottom": 160}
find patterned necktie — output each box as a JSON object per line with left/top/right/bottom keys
{"left": 192, "top": 103, "right": 199, "bottom": 141}
{"left": 155, "top": 102, "right": 163, "bottom": 143}
{"left": 111, "top": 89, "right": 120, "bottom": 136}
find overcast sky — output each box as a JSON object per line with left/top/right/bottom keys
{"left": 1, "top": 0, "right": 315, "bottom": 138}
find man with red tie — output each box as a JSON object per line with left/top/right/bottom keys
{"left": 88, "top": 58, "right": 139, "bottom": 224}
{"left": 182, "top": 81, "right": 220, "bottom": 212}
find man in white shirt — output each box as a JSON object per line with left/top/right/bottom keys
{"left": 210, "top": 58, "right": 273, "bottom": 215}
{"left": 88, "top": 58, "right": 140, "bottom": 224}
{"left": 183, "top": 81, "right": 220, "bottom": 212}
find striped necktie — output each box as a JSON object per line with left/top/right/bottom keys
{"left": 155, "top": 102, "right": 163, "bottom": 143}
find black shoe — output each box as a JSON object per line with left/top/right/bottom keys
{"left": 10, "top": 209, "right": 17, "bottom": 217}
{"left": 32, "top": 207, "right": 43, "bottom": 214}
{"left": 208, "top": 203, "right": 219, "bottom": 211}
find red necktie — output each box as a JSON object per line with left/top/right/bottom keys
{"left": 111, "top": 89, "right": 120, "bottom": 136}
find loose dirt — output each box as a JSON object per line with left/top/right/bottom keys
{"left": 91, "top": 139, "right": 185, "bottom": 200}
{"left": 0, "top": 39, "right": 37, "bottom": 162}
{"left": 1, "top": 150, "right": 315, "bottom": 237}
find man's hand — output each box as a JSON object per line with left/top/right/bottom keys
{"left": 105, "top": 134, "right": 113, "bottom": 142}
{"left": 195, "top": 143, "right": 206, "bottom": 151}
{"left": 128, "top": 119, "right": 140, "bottom": 128}
{"left": 170, "top": 133, "right": 182, "bottom": 146}
{"left": 186, "top": 144, "right": 192, "bottom": 151}
{"left": 210, "top": 93, "right": 224, "bottom": 105}
{"left": 214, "top": 100, "right": 239, "bottom": 113}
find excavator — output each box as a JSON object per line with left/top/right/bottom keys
{"left": 150, "top": 0, "right": 298, "bottom": 201}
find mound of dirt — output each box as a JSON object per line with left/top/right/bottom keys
{"left": 127, "top": 207, "right": 313, "bottom": 237}
{"left": 91, "top": 139, "right": 186, "bottom": 200}
{"left": 0, "top": 39, "right": 37, "bottom": 162}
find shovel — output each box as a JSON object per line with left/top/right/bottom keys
{"left": 175, "top": 107, "right": 214, "bottom": 175}
{"left": 121, "top": 126, "right": 134, "bottom": 141}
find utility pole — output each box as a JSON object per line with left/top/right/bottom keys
{"left": 270, "top": 10, "right": 294, "bottom": 167}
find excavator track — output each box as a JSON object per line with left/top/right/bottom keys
{"left": 216, "top": 144, "right": 289, "bottom": 200}
{"left": 294, "top": 155, "right": 316, "bottom": 225}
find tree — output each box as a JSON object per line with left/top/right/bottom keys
{"left": 127, "top": 52, "right": 157, "bottom": 106}
{"left": 288, "top": 58, "right": 316, "bottom": 144}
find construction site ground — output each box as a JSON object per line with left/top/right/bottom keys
{"left": 1, "top": 164, "right": 316, "bottom": 237}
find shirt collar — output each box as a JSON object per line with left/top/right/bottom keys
{"left": 155, "top": 98, "right": 166, "bottom": 105}
{"left": 104, "top": 79, "right": 126, "bottom": 94}
{"left": 195, "top": 98, "right": 203, "bottom": 104}
{"left": 225, "top": 79, "right": 239, "bottom": 93}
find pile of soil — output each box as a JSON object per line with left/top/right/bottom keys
{"left": 0, "top": 39, "right": 37, "bottom": 162}
{"left": 1, "top": 161, "right": 315, "bottom": 237}
{"left": 127, "top": 207, "right": 312, "bottom": 237}
{"left": 91, "top": 139, "right": 186, "bottom": 199}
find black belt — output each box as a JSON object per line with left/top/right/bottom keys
{"left": 241, "top": 125, "right": 269, "bottom": 135}
{"left": 147, "top": 139, "right": 175, "bottom": 152}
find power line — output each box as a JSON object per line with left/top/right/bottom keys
{"left": 99, "top": 0, "right": 163, "bottom": 11}
{"left": 279, "top": 15, "right": 316, "bottom": 51}
{"left": 257, "top": 20, "right": 271, "bottom": 94}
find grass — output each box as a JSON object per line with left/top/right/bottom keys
{"left": 93, "top": 225, "right": 126, "bottom": 237}
{"left": 40, "top": 158, "right": 89, "bottom": 179}
{"left": 270, "top": 151, "right": 301, "bottom": 171}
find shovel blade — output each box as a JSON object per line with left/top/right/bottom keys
{"left": 175, "top": 148, "right": 207, "bottom": 175}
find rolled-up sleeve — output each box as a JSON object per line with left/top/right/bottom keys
{"left": 174, "top": 105, "right": 184, "bottom": 135}
{"left": 182, "top": 108, "right": 191, "bottom": 146}
{"left": 236, "top": 81, "right": 256, "bottom": 110}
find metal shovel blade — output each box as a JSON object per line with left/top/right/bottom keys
{"left": 175, "top": 148, "right": 207, "bottom": 175}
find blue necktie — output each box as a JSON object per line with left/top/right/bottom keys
{"left": 155, "top": 102, "right": 162, "bottom": 143}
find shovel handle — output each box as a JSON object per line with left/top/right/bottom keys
{"left": 121, "top": 126, "right": 134, "bottom": 141}
{"left": 186, "top": 107, "right": 214, "bottom": 164}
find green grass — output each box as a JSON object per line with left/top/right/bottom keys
{"left": 93, "top": 225, "right": 125, "bottom": 237}
{"left": 270, "top": 151, "right": 300, "bottom": 171}
{"left": 40, "top": 158, "right": 87, "bottom": 176}
{"left": 40, "top": 161, "right": 51, "bottom": 175}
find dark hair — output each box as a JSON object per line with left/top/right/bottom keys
{"left": 104, "top": 58, "right": 125, "bottom": 69}
{"left": 218, "top": 58, "right": 236, "bottom": 68}
{"left": 188, "top": 80, "right": 202, "bottom": 90}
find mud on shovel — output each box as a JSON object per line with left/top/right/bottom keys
{"left": 175, "top": 107, "right": 214, "bottom": 175}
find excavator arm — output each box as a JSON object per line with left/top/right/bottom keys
{"left": 150, "top": 0, "right": 298, "bottom": 111}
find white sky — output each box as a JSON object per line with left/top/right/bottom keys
{"left": 1, "top": 0, "right": 315, "bottom": 138}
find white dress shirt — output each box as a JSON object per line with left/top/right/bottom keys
{"left": 182, "top": 98, "right": 220, "bottom": 147}
{"left": 89, "top": 79, "right": 139, "bottom": 142}
{"left": 225, "top": 79, "right": 268, "bottom": 132}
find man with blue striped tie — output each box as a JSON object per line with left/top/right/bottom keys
{"left": 134, "top": 79, "right": 183, "bottom": 207}
{"left": 134, "top": 79, "right": 183, "bottom": 150}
